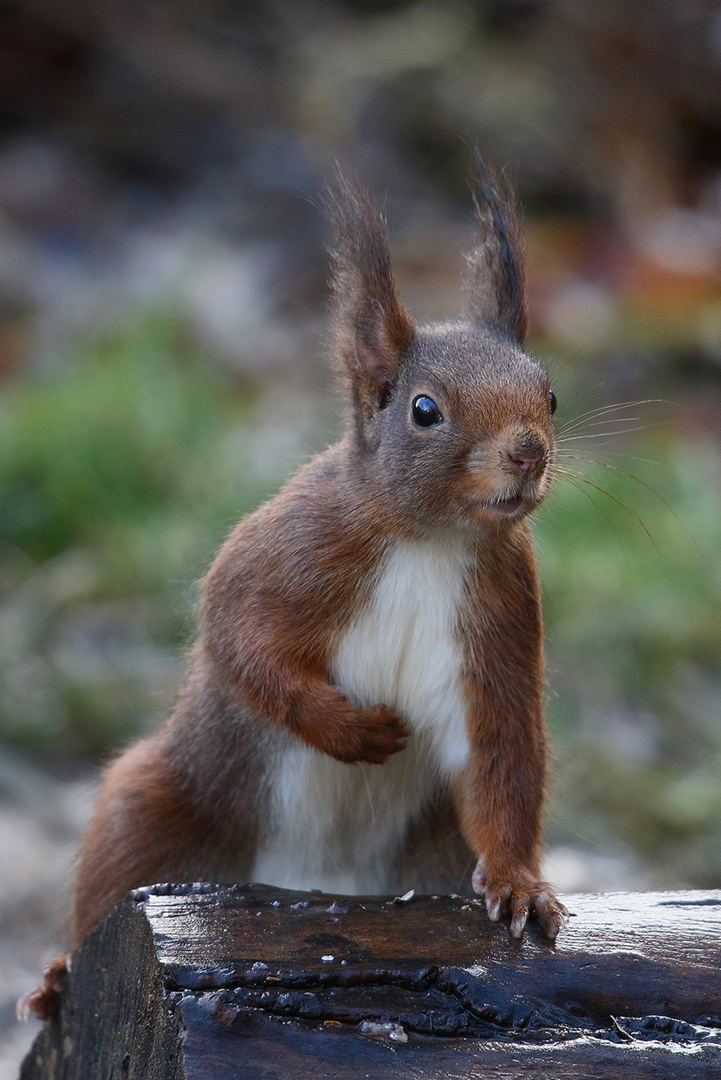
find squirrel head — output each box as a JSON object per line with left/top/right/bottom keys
{"left": 326, "top": 158, "right": 556, "bottom": 536}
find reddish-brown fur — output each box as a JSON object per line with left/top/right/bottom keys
{"left": 27, "top": 161, "right": 568, "bottom": 1019}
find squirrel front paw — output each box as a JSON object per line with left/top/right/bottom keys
{"left": 345, "top": 702, "right": 409, "bottom": 764}
{"left": 304, "top": 684, "right": 409, "bottom": 764}
{"left": 472, "top": 862, "right": 568, "bottom": 940}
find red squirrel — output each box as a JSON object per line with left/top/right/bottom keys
{"left": 26, "top": 160, "right": 567, "bottom": 1019}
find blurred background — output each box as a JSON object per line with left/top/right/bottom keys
{"left": 2, "top": 0, "right": 721, "bottom": 1072}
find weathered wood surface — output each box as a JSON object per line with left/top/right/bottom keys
{"left": 21, "top": 884, "right": 721, "bottom": 1078}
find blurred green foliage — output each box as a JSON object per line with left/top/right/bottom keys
{"left": 536, "top": 421, "right": 721, "bottom": 884}
{"left": 0, "top": 317, "right": 276, "bottom": 757}
{"left": 0, "top": 319, "right": 262, "bottom": 567}
{"left": 0, "top": 315, "right": 720, "bottom": 884}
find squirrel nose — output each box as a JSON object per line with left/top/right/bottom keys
{"left": 507, "top": 450, "right": 544, "bottom": 474}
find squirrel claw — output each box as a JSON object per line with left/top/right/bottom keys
{"left": 477, "top": 868, "right": 567, "bottom": 941}
{"left": 510, "top": 897, "right": 530, "bottom": 938}
{"left": 533, "top": 889, "right": 569, "bottom": 940}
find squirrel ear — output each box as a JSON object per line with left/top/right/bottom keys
{"left": 465, "top": 153, "right": 529, "bottom": 345}
{"left": 326, "top": 173, "right": 414, "bottom": 418}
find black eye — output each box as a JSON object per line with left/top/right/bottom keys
{"left": 411, "top": 395, "right": 443, "bottom": 428}
{"left": 549, "top": 391, "right": 557, "bottom": 415}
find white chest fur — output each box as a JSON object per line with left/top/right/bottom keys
{"left": 251, "top": 536, "right": 474, "bottom": 894}
{"left": 332, "top": 536, "right": 472, "bottom": 772}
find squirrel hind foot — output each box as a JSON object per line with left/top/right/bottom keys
{"left": 17, "top": 954, "right": 70, "bottom": 1022}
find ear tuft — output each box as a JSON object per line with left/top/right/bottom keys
{"left": 465, "top": 152, "right": 529, "bottom": 345}
{"left": 325, "top": 172, "right": 414, "bottom": 419}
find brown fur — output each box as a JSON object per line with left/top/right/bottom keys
{"left": 465, "top": 153, "right": 529, "bottom": 344}
{"left": 33, "top": 164, "right": 568, "bottom": 1022}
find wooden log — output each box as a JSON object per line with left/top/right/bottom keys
{"left": 20, "top": 884, "right": 721, "bottom": 1078}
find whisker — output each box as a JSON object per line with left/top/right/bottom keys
{"left": 550, "top": 378, "right": 614, "bottom": 416}
{"left": 557, "top": 425, "right": 641, "bottom": 441}
{"left": 554, "top": 470, "right": 630, "bottom": 566}
{"left": 560, "top": 414, "right": 642, "bottom": 429}
{"left": 557, "top": 417, "right": 629, "bottom": 440}
{"left": 557, "top": 396, "right": 665, "bottom": 426}
{"left": 589, "top": 453, "right": 662, "bottom": 466}
{"left": 564, "top": 414, "right": 642, "bottom": 425}
{"left": 556, "top": 422, "right": 664, "bottom": 443}
{"left": 554, "top": 466, "right": 667, "bottom": 572}
{"left": 558, "top": 399, "right": 646, "bottom": 426}
{"left": 563, "top": 457, "right": 704, "bottom": 558}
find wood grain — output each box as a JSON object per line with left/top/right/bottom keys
{"left": 21, "top": 884, "right": 721, "bottom": 1078}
